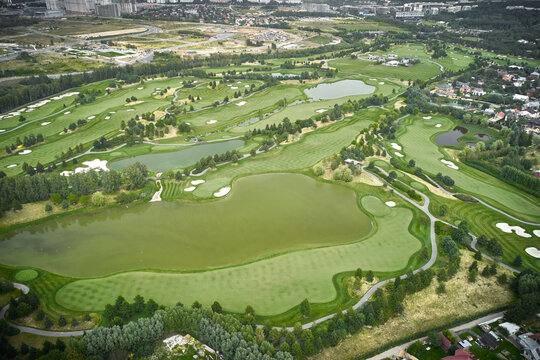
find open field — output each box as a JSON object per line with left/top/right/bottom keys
{"left": 54, "top": 192, "right": 424, "bottom": 315}
{"left": 314, "top": 250, "right": 514, "bottom": 360}
{"left": 0, "top": 54, "right": 105, "bottom": 76}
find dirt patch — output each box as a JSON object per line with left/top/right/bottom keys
{"left": 283, "top": 120, "right": 333, "bottom": 145}
{"left": 75, "top": 27, "right": 147, "bottom": 39}
{"left": 156, "top": 87, "right": 180, "bottom": 99}
{"left": 347, "top": 277, "right": 379, "bottom": 297}
{"left": 153, "top": 110, "right": 166, "bottom": 120}
{"left": 394, "top": 100, "right": 405, "bottom": 109}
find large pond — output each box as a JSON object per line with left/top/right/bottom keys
{"left": 434, "top": 126, "right": 468, "bottom": 146}
{"left": 0, "top": 174, "right": 371, "bottom": 277}
{"left": 109, "top": 140, "right": 244, "bottom": 172}
{"left": 304, "top": 80, "right": 375, "bottom": 100}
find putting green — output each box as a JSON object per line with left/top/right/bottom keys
{"left": 396, "top": 115, "right": 540, "bottom": 222}
{"left": 0, "top": 173, "right": 371, "bottom": 277}
{"left": 410, "top": 181, "right": 428, "bottom": 192}
{"left": 14, "top": 269, "right": 38, "bottom": 281}
{"left": 55, "top": 195, "right": 422, "bottom": 315}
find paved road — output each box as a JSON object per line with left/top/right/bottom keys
{"left": 150, "top": 172, "right": 163, "bottom": 202}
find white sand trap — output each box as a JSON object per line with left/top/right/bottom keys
{"left": 137, "top": 87, "right": 144, "bottom": 90}
{"left": 82, "top": 159, "right": 109, "bottom": 172}
{"left": 441, "top": 159, "right": 458, "bottom": 170}
{"left": 7, "top": 164, "right": 17, "bottom": 168}
{"left": 227, "top": 84, "right": 232, "bottom": 87}
{"left": 19, "top": 150, "right": 32, "bottom": 155}
{"left": 231, "top": 87, "right": 238, "bottom": 90}
{"left": 316, "top": 109, "right": 327, "bottom": 113}
{"left": 379, "top": 82, "right": 385, "bottom": 85}
{"left": 0, "top": 130, "right": 5, "bottom": 133}
{"left": 391, "top": 143, "right": 402, "bottom": 151}
{"left": 385, "top": 201, "right": 396, "bottom": 207}
{"left": 193, "top": 81, "right": 198, "bottom": 84}
{"left": 41, "top": 122, "right": 51, "bottom": 126}
{"left": 109, "top": 111, "right": 116, "bottom": 114}
{"left": 423, "top": 116, "right": 432, "bottom": 119}
{"left": 534, "top": 230, "right": 540, "bottom": 238}
{"left": 88, "top": 115, "right": 96, "bottom": 120}
{"left": 191, "top": 180, "right": 205, "bottom": 185}
{"left": 214, "top": 186, "right": 231, "bottom": 197}
{"left": 236, "top": 101, "right": 247, "bottom": 106}
{"left": 156, "top": 87, "right": 161, "bottom": 90}
{"left": 64, "top": 111, "right": 71, "bottom": 115}
{"left": 525, "top": 247, "right": 540, "bottom": 258}
{"left": 370, "top": 78, "right": 377, "bottom": 81}
{"left": 245, "top": 85, "right": 250, "bottom": 88}
{"left": 496, "top": 223, "right": 531, "bottom": 238}
{"left": 184, "top": 186, "right": 196, "bottom": 192}
{"left": 435, "top": 124, "right": 442, "bottom": 128}
{"left": 127, "top": 109, "right": 135, "bottom": 112}
{"left": 26, "top": 109, "right": 34, "bottom": 113}
{"left": 185, "top": 122, "right": 191, "bottom": 125}
{"left": 206, "top": 120, "right": 217, "bottom": 124}
{"left": 395, "top": 152, "right": 404, "bottom": 158}
{"left": 105, "top": 116, "right": 110, "bottom": 120}
{"left": 237, "top": 81, "right": 241, "bottom": 84}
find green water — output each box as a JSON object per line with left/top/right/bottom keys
{"left": 109, "top": 140, "right": 245, "bottom": 172}
{"left": 304, "top": 80, "right": 375, "bottom": 100}
{"left": 0, "top": 173, "right": 371, "bottom": 277}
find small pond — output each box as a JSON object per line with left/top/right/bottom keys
{"left": 304, "top": 80, "right": 375, "bottom": 100}
{"left": 109, "top": 140, "right": 244, "bottom": 172}
{"left": 434, "top": 126, "right": 469, "bottom": 146}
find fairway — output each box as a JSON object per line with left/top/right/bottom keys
{"left": 55, "top": 195, "right": 423, "bottom": 315}
{"left": 394, "top": 115, "right": 540, "bottom": 222}
{"left": 329, "top": 58, "right": 441, "bottom": 81}
{"left": 0, "top": 173, "right": 371, "bottom": 277}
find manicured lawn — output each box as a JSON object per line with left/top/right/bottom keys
{"left": 329, "top": 58, "right": 441, "bottom": 81}
{"left": 55, "top": 193, "right": 423, "bottom": 315}
{"left": 393, "top": 115, "right": 540, "bottom": 223}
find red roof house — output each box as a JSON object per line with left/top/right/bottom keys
{"left": 441, "top": 332, "right": 452, "bottom": 352}
{"left": 442, "top": 349, "right": 476, "bottom": 360}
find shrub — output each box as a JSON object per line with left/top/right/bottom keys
{"left": 92, "top": 192, "right": 106, "bottom": 207}
{"left": 45, "top": 204, "right": 53, "bottom": 212}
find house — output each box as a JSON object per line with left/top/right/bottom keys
{"left": 518, "top": 333, "right": 540, "bottom": 360}
{"left": 384, "top": 60, "right": 399, "bottom": 67}
{"left": 386, "top": 54, "right": 398, "bottom": 60}
{"left": 525, "top": 101, "right": 539, "bottom": 110}
{"left": 432, "top": 83, "right": 456, "bottom": 98}
{"left": 514, "top": 81, "right": 524, "bottom": 87}
{"left": 472, "top": 88, "right": 486, "bottom": 96}
{"left": 489, "top": 111, "right": 506, "bottom": 122}
{"left": 499, "top": 322, "right": 520, "bottom": 336}
{"left": 368, "top": 54, "right": 381, "bottom": 61}
{"left": 502, "top": 74, "right": 514, "bottom": 81}
{"left": 458, "top": 339, "right": 472, "bottom": 349}
{"left": 479, "top": 332, "right": 499, "bottom": 350}
{"left": 458, "top": 83, "right": 471, "bottom": 93}
{"left": 442, "top": 349, "right": 476, "bottom": 360}
{"left": 531, "top": 71, "right": 539, "bottom": 79}
{"left": 506, "top": 108, "right": 521, "bottom": 120}
{"left": 513, "top": 94, "right": 529, "bottom": 102}
{"left": 483, "top": 108, "right": 495, "bottom": 116}
{"left": 441, "top": 332, "right": 452, "bottom": 352}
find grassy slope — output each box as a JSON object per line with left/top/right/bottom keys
{"left": 329, "top": 58, "right": 441, "bottom": 81}
{"left": 393, "top": 115, "right": 540, "bottom": 223}
{"left": 55, "top": 194, "right": 424, "bottom": 315}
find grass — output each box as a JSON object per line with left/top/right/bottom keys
{"left": 15, "top": 269, "right": 38, "bottom": 281}
{"left": 0, "top": 54, "right": 105, "bottom": 76}
{"left": 392, "top": 114, "right": 540, "bottom": 223}
{"left": 161, "top": 181, "right": 183, "bottom": 201}
{"left": 329, "top": 58, "right": 441, "bottom": 82}
{"left": 54, "top": 191, "right": 425, "bottom": 316}
{"left": 313, "top": 249, "right": 514, "bottom": 360}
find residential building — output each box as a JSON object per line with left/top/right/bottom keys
{"left": 519, "top": 333, "right": 540, "bottom": 360}
{"left": 442, "top": 349, "right": 476, "bottom": 360}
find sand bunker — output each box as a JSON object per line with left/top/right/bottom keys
{"left": 236, "top": 101, "right": 247, "bottom": 106}
{"left": 496, "top": 223, "right": 531, "bottom": 238}
{"left": 191, "top": 180, "right": 205, "bottom": 185}
{"left": 60, "top": 159, "right": 109, "bottom": 177}
{"left": 245, "top": 85, "right": 250, "bottom": 88}
{"left": 88, "top": 116, "right": 96, "bottom": 120}
{"left": 41, "top": 122, "right": 51, "bottom": 126}
{"left": 395, "top": 152, "right": 404, "bottom": 157}
{"left": 137, "top": 87, "right": 144, "bottom": 90}
{"left": 214, "top": 186, "right": 231, "bottom": 197}
{"left": 435, "top": 124, "right": 442, "bottom": 128}
{"left": 227, "top": 84, "right": 232, "bottom": 87}
{"left": 184, "top": 186, "right": 196, "bottom": 192}
{"left": 237, "top": 81, "right": 241, "bottom": 84}
{"left": 391, "top": 143, "right": 402, "bottom": 151}
{"left": 370, "top": 78, "right": 377, "bottom": 81}
{"left": 19, "top": 150, "right": 32, "bottom": 155}
{"left": 0, "top": 130, "right": 5, "bottom": 133}
{"left": 231, "top": 87, "right": 238, "bottom": 90}
{"left": 127, "top": 109, "right": 135, "bottom": 112}
{"left": 206, "top": 120, "right": 217, "bottom": 124}
{"left": 441, "top": 159, "right": 458, "bottom": 170}
{"left": 316, "top": 109, "right": 327, "bottom": 113}
{"left": 64, "top": 111, "right": 71, "bottom": 115}
{"left": 423, "top": 116, "right": 432, "bottom": 120}
{"left": 7, "top": 164, "right": 17, "bottom": 168}
{"left": 379, "top": 82, "right": 385, "bottom": 85}
{"left": 534, "top": 230, "right": 540, "bottom": 238}
{"left": 110, "top": 111, "right": 116, "bottom": 114}
{"left": 385, "top": 201, "right": 396, "bottom": 207}
{"left": 105, "top": 116, "right": 110, "bottom": 120}
{"left": 525, "top": 247, "right": 540, "bottom": 258}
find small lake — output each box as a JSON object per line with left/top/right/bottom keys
{"left": 434, "top": 126, "right": 469, "bottom": 146}
{"left": 0, "top": 173, "right": 371, "bottom": 277}
{"left": 109, "top": 140, "right": 244, "bottom": 172}
{"left": 304, "top": 80, "right": 375, "bottom": 100}
{"left": 475, "top": 134, "right": 490, "bottom": 140}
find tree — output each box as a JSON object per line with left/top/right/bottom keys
{"left": 408, "top": 159, "right": 416, "bottom": 168}
{"left": 439, "top": 204, "right": 448, "bottom": 217}
{"left": 44, "top": 316, "right": 52, "bottom": 328}
{"left": 441, "top": 236, "right": 458, "bottom": 258}
{"left": 67, "top": 193, "right": 78, "bottom": 204}
{"left": 71, "top": 316, "right": 78, "bottom": 327}
{"left": 299, "top": 299, "right": 311, "bottom": 317}
{"left": 61, "top": 200, "right": 69, "bottom": 209}
{"left": 45, "top": 204, "right": 53, "bottom": 212}
{"left": 428, "top": 331, "right": 442, "bottom": 347}
{"left": 124, "top": 162, "right": 148, "bottom": 190}
{"left": 355, "top": 268, "right": 363, "bottom": 279}
{"left": 50, "top": 193, "right": 62, "bottom": 204}
{"left": 58, "top": 315, "right": 67, "bottom": 327}
{"left": 91, "top": 191, "right": 106, "bottom": 207}
{"left": 366, "top": 270, "right": 374, "bottom": 282}
{"left": 211, "top": 301, "right": 223, "bottom": 313}
{"left": 513, "top": 255, "right": 522, "bottom": 267}
{"left": 191, "top": 301, "right": 202, "bottom": 309}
